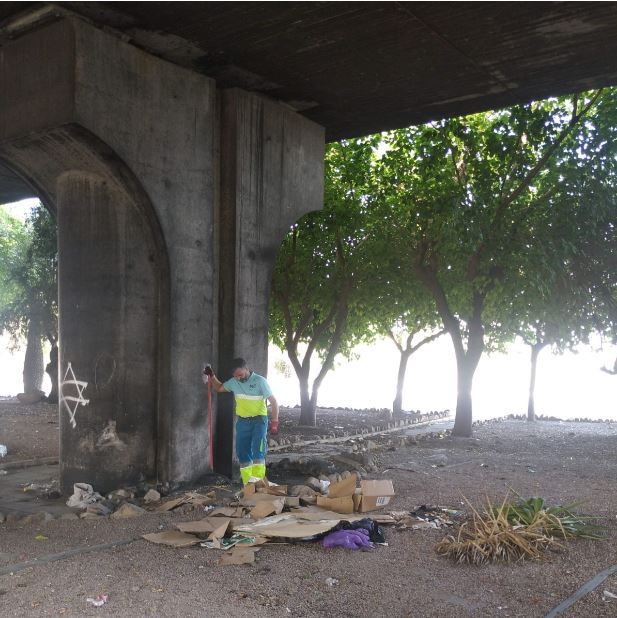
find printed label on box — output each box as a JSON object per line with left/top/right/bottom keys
{"left": 376, "top": 496, "right": 391, "bottom": 506}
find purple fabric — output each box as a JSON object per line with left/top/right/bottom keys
{"left": 322, "top": 528, "right": 374, "bottom": 550}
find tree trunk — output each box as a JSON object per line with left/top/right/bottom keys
{"left": 23, "top": 318, "right": 44, "bottom": 394}
{"left": 527, "top": 343, "right": 545, "bottom": 422}
{"left": 299, "top": 376, "right": 316, "bottom": 426}
{"left": 45, "top": 343, "right": 59, "bottom": 404}
{"left": 453, "top": 359, "right": 476, "bottom": 437}
{"left": 392, "top": 350, "right": 411, "bottom": 417}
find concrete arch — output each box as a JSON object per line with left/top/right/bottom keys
{"left": 0, "top": 125, "right": 170, "bottom": 492}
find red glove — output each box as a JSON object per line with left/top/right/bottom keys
{"left": 269, "top": 419, "right": 279, "bottom": 435}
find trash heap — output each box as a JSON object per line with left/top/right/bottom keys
{"left": 57, "top": 473, "right": 463, "bottom": 566}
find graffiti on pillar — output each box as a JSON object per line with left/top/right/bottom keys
{"left": 60, "top": 362, "right": 90, "bottom": 429}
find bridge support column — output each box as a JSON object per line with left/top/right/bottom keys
{"left": 215, "top": 89, "right": 324, "bottom": 476}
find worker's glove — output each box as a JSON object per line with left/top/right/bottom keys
{"left": 269, "top": 419, "right": 280, "bottom": 435}
{"left": 204, "top": 364, "right": 213, "bottom": 377}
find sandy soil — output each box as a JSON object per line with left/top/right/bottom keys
{"left": 1, "top": 402, "right": 617, "bottom": 616}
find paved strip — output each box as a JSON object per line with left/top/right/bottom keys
{"left": 0, "top": 457, "right": 59, "bottom": 471}
{"left": 545, "top": 563, "right": 617, "bottom": 617}
{"left": 0, "top": 537, "right": 140, "bottom": 576}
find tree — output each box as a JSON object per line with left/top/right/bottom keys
{"left": 365, "top": 247, "right": 445, "bottom": 416}
{"left": 270, "top": 138, "right": 382, "bottom": 425}
{"left": 374, "top": 90, "right": 614, "bottom": 436}
{"left": 0, "top": 203, "right": 58, "bottom": 394}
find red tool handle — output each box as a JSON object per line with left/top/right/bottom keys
{"left": 207, "top": 377, "right": 213, "bottom": 469}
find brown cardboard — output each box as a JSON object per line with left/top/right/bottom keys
{"left": 142, "top": 531, "right": 202, "bottom": 547}
{"left": 327, "top": 473, "right": 357, "bottom": 498}
{"left": 250, "top": 498, "right": 285, "bottom": 519}
{"left": 356, "top": 480, "right": 395, "bottom": 512}
{"left": 316, "top": 495, "right": 355, "bottom": 514}
{"left": 175, "top": 517, "right": 231, "bottom": 540}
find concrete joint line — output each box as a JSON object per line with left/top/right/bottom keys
{"left": 0, "top": 537, "right": 140, "bottom": 577}
{"left": 0, "top": 457, "right": 59, "bottom": 472}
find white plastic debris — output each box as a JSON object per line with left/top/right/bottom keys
{"left": 66, "top": 483, "right": 103, "bottom": 509}
{"left": 0, "top": 445, "right": 7, "bottom": 458}
{"left": 86, "top": 594, "right": 109, "bottom": 607}
{"left": 325, "top": 578, "right": 339, "bottom": 587}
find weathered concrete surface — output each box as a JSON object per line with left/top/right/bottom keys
{"left": 215, "top": 89, "right": 324, "bottom": 476}
{"left": 0, "top": 16, "right": 325, "bottom": 491}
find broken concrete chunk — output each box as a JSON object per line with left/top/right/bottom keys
{"left": 144, "top": 489, "right": 161, "bottom": 504}
{"left": 110, "top": 502, "right": 146, "bottom": 519}
{"left": 305, "top": 477, "right": 322, "bottom": 492}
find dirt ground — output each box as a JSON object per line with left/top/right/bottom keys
{"left": 1, "top": 401, "right": 617, "bottom": 617}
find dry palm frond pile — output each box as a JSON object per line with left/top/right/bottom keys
{"left": 436, "top": 495, "right": 602, "bottom": 566}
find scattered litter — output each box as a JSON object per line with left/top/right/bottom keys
{"left": 325, "top": 578, "right": 339, "bottom": 587}
{"left": 34, "top": 534, "right": 48, "bottom": 541}
{"left": 0, "top": 470, "right": 7, "bottom": 476}
{"left": 201, "top": 534, "right": 266, "bottom": 550}
{"left": 156, "top": 491, "right": 215, "bottom": 512}
{"left": 66, "top": 483, "right": 103, "bottom": 509}
{"left": 0, "top": 445, "right": 7, "bottom": 458}
{"left": 603, "top": 590, "right": 617, "bottom": 601}
{"left": 86, "top": 594, "right": 108, "bottom": 607}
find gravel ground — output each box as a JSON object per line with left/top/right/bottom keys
{"left": 0, "top": 401, "right": 58, "bottom": 463}
{"left": 1, "top": 404, "right": 617, "bottom": 616}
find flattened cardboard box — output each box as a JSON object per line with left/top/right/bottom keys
{"left": 353, "top": 480, "right": 395, "bottom": 513}
{"left": 316, "top": 495, "right": 355, "bottom": 514}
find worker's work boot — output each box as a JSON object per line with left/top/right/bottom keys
{"left": 251, "top": 463, "right": 266, "bottom": 480}
{"left": 240, "top": 465, "right": 253, "bottom": 485}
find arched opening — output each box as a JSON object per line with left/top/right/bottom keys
{"left": 0, "top": 126, "right": 170, "bottom": 493}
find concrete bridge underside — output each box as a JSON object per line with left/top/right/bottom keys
{"left": 1, "top": 4, "right": 617, "bottom": 491}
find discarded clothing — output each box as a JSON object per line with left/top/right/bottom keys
{"left": 322, "top": 528, "right": 374, "bottom": 551}
{"left": 330, "top": 518, "right": 386, "bottom": 544}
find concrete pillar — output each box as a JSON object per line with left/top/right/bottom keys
{"left": 216, "top": 89, "right": 324, "bottom": 475}
{"left": 57, "top": 172, "right": 160, "bottom": 491}
{"left": 0, "top": 13, "right": 325, "bottom": 488}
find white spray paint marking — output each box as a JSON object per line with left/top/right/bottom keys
{"left": 60, "top": 362, "right": 90, "bottom": 428}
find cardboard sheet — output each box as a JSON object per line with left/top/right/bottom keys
{"left": 142, "top": 531, "right": 202, "bottom": 547}
{"left": 250, "top": 498, "right": 285, "bottom": 519}
{"left": 175, "top": 517, "right": 231, "bottom": 540}
{"left": 327, "top": 473, "right": 357, "bottom": 498}
{"left": 234, "top": 513, "right": 341, "bottom": 539}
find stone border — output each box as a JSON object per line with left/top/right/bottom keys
{"left": 269, "top": 411, "right": 451, "bottom": 452}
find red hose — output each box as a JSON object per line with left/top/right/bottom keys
{"left": 207, "top": 378, "right": 213, "bottom": 469}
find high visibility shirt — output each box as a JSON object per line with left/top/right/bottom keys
{"left": 223, "top": 372, "right": 272, "bottom": 417}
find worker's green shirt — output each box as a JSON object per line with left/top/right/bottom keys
{"left": 223, "top": 372, "right": 272, "bottom": 417}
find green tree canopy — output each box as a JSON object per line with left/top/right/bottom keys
{"left": 0, "top": 202, "right": 57, "bottom": 392}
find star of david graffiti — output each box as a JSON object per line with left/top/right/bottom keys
{"left": 60, "top": 362, "right": 90, "bottom": 429}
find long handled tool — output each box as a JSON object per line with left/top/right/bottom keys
{"left": 204, "top": 364, "right": 214, "bottom": 469}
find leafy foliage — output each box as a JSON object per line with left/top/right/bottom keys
{"left": 437, "top": 494, "right": 602, "bottom": 565}
{"left": 0, "top": 203, "right": 57, "bottom": 348}
{"left": 270, "top": 138, "right": 383, "bottom": 423}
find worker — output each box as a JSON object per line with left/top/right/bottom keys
{"left": 204, "top": 357, "right": 279, "bottom": 485}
